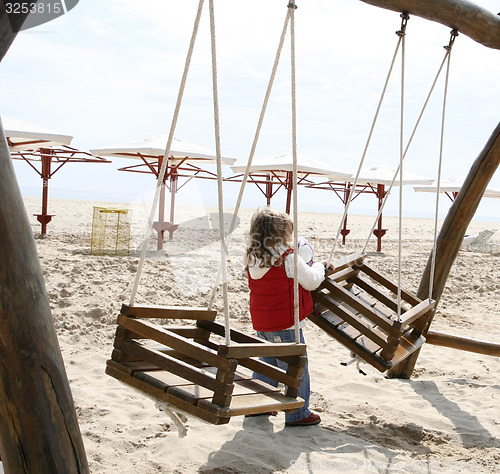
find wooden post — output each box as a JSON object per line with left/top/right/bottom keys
{"left": 0, "top": 121, "right": 89, "bottom": 472}
{"left": 0, "top": 1, "right": 35, "bottom": 61}
{"left": 359, "top": 0, "right": 500, "bottom": 50}
{"left": 388, "top": 122, "right": 500, "bottom": 379}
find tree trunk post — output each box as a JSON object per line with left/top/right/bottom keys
{"left": 0, "top": 120, "right": 89, "bottom": 472}
{"left": 388, "top": 122, "right": 500, "bottom": 378}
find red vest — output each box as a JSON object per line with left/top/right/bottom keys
{"left": 248, "top": 249, "right": 314, "bottom": 332}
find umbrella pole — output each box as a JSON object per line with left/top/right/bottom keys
{"left": 285, "top": 171, "right": 292, "bottom": 214}
{"left": 340, "top": 184, "right": 351, "bottom": 245}
{"left": 35, "top": 149, "right": 55, "bottom": 236}
{"left": 168, "top": 171, "right": 179, "bottom": 240}
{"left": 157, "top": 180, "right": 166, "bottom": 250}
{"left": 266, "top": 174, "right": 272, "bottom": 206}
{"left": 373, "top": 183, "right": 387, "bottom": 251}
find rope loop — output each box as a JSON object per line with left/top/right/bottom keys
{"left": 444, "top": 29, "right": 458, "bottom": 51}
{"left": 396, "top": 12, "right": 410, "bottom": 37}
{"left": 287, "top": 2, "right": 297, "bottom": 9}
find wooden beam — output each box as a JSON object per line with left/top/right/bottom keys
{"left": 359, "top": 0, "right": 500, "bottom": 50}
{"left": 388, "top": 121, "right": 500, "bottom": 379}
{"left": 0, "top": 121, "right": 89, "bottom": 470}
{"left": 426, "top": 331, "right": 500, "bottom": 357}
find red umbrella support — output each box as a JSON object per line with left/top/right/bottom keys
{"left": 10, "top": 146, "right": 111, "bottom": 236}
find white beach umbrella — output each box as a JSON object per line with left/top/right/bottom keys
{"left": 91, "top": 135, "right": 236, "bottom": 165}
{"left": 229, "top": 151, "right": 351, "bottom": 214}
{"left": 2, "top": 116, "right": 73, "bottom": 150}
{"left": 231, "top": 151, "right": 350, "bottom": 179}
{"left": 322, "top": 164, "right": 433, "bottom": 251}
{"left": 348, "top": 164, "right": 434, "bottom": 186}
{"left": 91, "top": 135, "right": 236, "bottom": 246}
{"left": 414, "top": 175, "right": 500, "bottom": 200}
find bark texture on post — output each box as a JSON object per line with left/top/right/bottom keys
{"left": 359, "top": 0, "right": 500, "bottom": 50}
{"left": 388, "top": 122, "right": 500, "bottom": 379}
{"left": 0, "top": 121, "right": 89, "bottom": 472}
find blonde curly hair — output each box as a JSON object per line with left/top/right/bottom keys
{"left": 246, "top": 207, "right": 293, "bottom": 268}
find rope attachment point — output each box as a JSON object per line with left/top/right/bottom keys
{"left": 444, "top": 29, "right": 458, "bottom": 51}
{"left": 396, "top": 12, "right": 410, "bottom": 37}
{"left": 287, "top": 2, "right": 297, "bottom": 9}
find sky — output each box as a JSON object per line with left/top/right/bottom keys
{"left": 1, "top": 0, "right": 499, "bottom": 222}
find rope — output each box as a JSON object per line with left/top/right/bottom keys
{"left": 397, "top": 17, "right": 407, "bottom": 320}
{"left": 208, "top": 0, "right": 231, "bottom": 345}
{"left": 327, "top": 13, "right": 408, "bottom": 268}
{"left": 129, "top": 0, "right": 205, "bottom": 306}
{"left": 428, "top": 30, "right": 458, "bottom": 303}
{"left": 208, "top": 3, "right": 294, "bottom": 309}
{"left": 361, "top": 32, "right": 457, "bottom": 254}
{"left": 289, "top": 0, "right": 300, "bottom": 344}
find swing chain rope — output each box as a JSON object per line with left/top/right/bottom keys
{"left": 327, "top": 13, "right": 408, "bottom": 268}
{"left": 208, "top": 2, "right": 294, "bottom": 305}
{"left": 208, "top": 0, "right": 231, "bottom": 345}
{"left": 397, "top": 13, "right": 408, "bottom": 320}
{"left": 428, "top": 29, "right": 458, "bottom": 303}
{"left": 289, "top": 0, "right": 301, "bottom": 344}
{"left": 361, "top": 30, "right": 458, "bottom": 254}
{"left": 129, "top": 0, "right": 205, "bottom": 306}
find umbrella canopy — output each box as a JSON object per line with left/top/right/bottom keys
{"left": 91, "top": 135, "right": 236, "bottom": 247}
{"left": 414, "top": 175, "right": 500, "bottom": 200}
{"left": 231, "top": 151, "right": 351, "bottom": 179}
{"left": 229, "top": 151, "right": 352, "bottom": 215}
{"left": 91, "top": 134, "right": 236, "bottom": 165}
{"left": 5, "top": 117, "right": 110, "bottom": 235}
{"left": 3, "top": 116, "right": 73, "bottom": 150}
{"left": 345, "top": 164, "right": 434, "bottom": 186}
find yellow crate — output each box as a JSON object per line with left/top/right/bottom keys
{"left": 91, "top": 207, "right": 131, "bottom": 256}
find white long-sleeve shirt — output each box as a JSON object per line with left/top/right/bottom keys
{"left": 244, "top": 244, "right": 325, "bottom": 291}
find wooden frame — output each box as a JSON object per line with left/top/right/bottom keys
{"left": 106, "top": 304, "right": 306, "bottom": 424}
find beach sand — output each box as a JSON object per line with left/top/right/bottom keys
{"left": 18, "top": 196, "right": 500, "bottom": 473}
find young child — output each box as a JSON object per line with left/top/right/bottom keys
{"left": 243, "top": 207, "right": 327, "bottom": 426}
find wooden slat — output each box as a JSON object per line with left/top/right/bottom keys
{"left": 161, "top": 326, "right": 212, "bottom": 339}
{"left": 227, "top": 392, "right": 304, "bottom": 417}
{"left": 319, "top": 278, "right": 398, "bottom": 335}
{"left": 197, "top": 320, "right": 306, "bottom": 365}
{"left": 398, "top": 299, "right": 436, "bottom": 328}
{"left": 351, "top": 275, "right": 400, "bottom": 313}
{"left": 330, "top": 267, "right": 361, "bottom": 283}
{"left": 117, "top": 314, "right": 233, "bottom": 371}
{"left": 114, "top": 338, "right": 234, "bottom": 396}
{"left": 307, "top": 311, "right": 390, "bottom": 372}
{"left": 121, "top": 304, "right": 217, "bottom": 320}
{"left": 313, "top": 291, "right": 393, "bottom": 350}
{"left": 390, "top": 332, "right": 426, "bottom": 367}
{"left": 219, "top": 343, "right": 306, "bottom": 359}
{"left": 105, "top": 363, "right": 229, "bottom": 425}
{"left": 357, "top": 263, "right": 421, "bottom": 306}
{"left": 106, "top": 359, "right": 163, "bottom": 375}
{"left": 332, "top": 252, "right": 366, "bottom": 272}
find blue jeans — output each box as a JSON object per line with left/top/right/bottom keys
{"left": 253, "top": 329, "right": 311, "bottom": 422}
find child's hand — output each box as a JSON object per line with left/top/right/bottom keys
{"left": 322, "top": 262, "right": 335, "bottom": 275}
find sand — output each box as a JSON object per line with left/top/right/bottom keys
{"left": 16, "top": 196, "right": 500, "bottom": 473}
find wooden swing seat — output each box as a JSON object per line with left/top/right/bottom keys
{"left": 310, "top": 253, "right": 436, "bottom": 372}
{"left": 106, "top": 304, "right": 306, "bottom": 425}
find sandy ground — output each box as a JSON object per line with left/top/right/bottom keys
{"left": 16, "top": 197, "right": 500, "bottom": 473}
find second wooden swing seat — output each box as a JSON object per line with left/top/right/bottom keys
{"left": 106, "top": 304, "right": 307, "bottom": 425}
{"left": 310, "top": 253, "right": 437, "bottom": 372}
